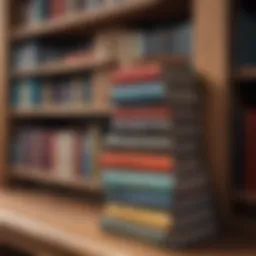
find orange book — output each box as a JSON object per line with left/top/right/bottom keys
{"left": 114, "top": 107, "right": 172, "bottom": 120}
{"left": 101, "top": 152, "right": 174, "bottom": 172}
{"left": 111, "top": 63, "right": 162, "bottom": 85}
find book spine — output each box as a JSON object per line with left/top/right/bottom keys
{"left": 103, "top": 171, "right": 174, "bottom": 191}
{"left": 106, "top": 189, "right": 172, "bottom": 210}
{"left": 111, "top": 63, "right": 162, "bottom": 84}
{"left": 104, "top": 204, "right": 173, "bottom": 230}
{"left": 112, "top": 82, "right": 166, "bottom": 104}
{"left": 101, "top": 152, "right": 174, "bottom": 171}
{"left": 113, "top": 107, "right": 172, "bottom": 119}
{"left": 105, "top": 134, "right": 173, "bottom": 152}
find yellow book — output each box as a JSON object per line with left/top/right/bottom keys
{"left": 104, "top": 204, "right": 173, "bottom": 231}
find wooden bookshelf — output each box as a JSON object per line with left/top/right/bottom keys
{"left": 11, "top": 107, "right": 112, "bottom": 119}
{"left": 237, "top": 66, "right": 256, "bottom": 81}
{"left": 11, "top": 0, "right": 161, "bottom": 41}
{"left": 10, "top": 167, "right": 101, "bottom": 192}
{"left": 12, "top": 57, "right": 115, "bottom": 78}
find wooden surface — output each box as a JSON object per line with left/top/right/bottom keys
{"left": 0, "top": 189, "right": 256, "bottom": 256}
{"left": 10, "top": 167, "right": 101, "bottom": 193}
{"left": 193, "top": 0, "right": 233, "bottom": 223}
{"left": 12, "top": 57, "right": 115, "bottom": 78}
{"left": 11, "top": 107, "right": 112, "bottom": 119}
{"left": 0, "top": 0, "right": 9, "bottom": 186}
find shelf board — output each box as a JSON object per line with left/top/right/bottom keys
{"left": 11, "top": 0, "right": 171, "bottom": 41}
{"left": 1, "top": 189, "right": 256, "bottom": 256}
{"left": 11, "top": 107, "right": 112, "bottom": 119}
{"left": 237, "top": 66, "right": 256, "bottom": 81}
{"left": 12, "top": 57, "right": 115, "bottom": 78}
{"left": 10, "top": 166, "right": 101, "bottom": 192}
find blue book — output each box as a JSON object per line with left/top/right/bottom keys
{"left": 35, "top": 0, "right": 49, "bottom": 22}
{"left": 82, "top": 132, "right": 93, "bottom": 177}
{"left": 30, "top": 79, "right": 42, "bottom": 107}
{"left": 11, "top": 82, "right": 20, "bottom": 108}
{"left": 102, "top": 217, "right": 168, "bottom": 245}
{"left": 103, "top": 171, "right": 175, "bottom": 191}
{"left": 112, "top": 82, "right": 166, "bottom": 104}
{"left": 106, "top": 188, "right": 172, "bottom": 210}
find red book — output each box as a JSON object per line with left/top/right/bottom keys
{"left": 245, "top": 110, "right": 256, "bottom": 192}
{"left": 114, "top": 107, "right": 172, "bottom": 120}
{"left": 111, "top": 63, "right": 162, "bottom": 85}
{"left": 50, "top": 0, "right": 66, "bottom": 18}
{"left": 101, "top": 152, "right": 174, "bottom": 172}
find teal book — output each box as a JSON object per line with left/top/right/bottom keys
{"left": 112, "top": 82, "right": 166, "bottom": 104}
{"left": 35, "top": 0, "right": 49, "bottom": 21}
{"left": 102, "top": 217, "right": 168, "bottom": 245}
{"left": 30, "top": 79, "right": 42, "bottom": 107}
{"left": 103, "top": 171, "right": 175, "bottom": 191}
{"left": 11, "top": 82, "right": 20, "bottom": 108}
{"left": 106, "top": 188, "right": 172, "bottom": 210}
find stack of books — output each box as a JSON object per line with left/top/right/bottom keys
{"left": 11, "top": 127, "right": 101, "bottom": 179}
{"left": 12, "top": 76, "right": 93, "bottom": 110}
{"left": 101, "top": 63, "right": 216, "bottom": 247}
{"left": 115, "top": 22, "right": 192, "bottom": 65}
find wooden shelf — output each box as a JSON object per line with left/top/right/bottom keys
{"left": 236, "top": 66, "right": 256, "bottom": 81}
{"left": 11, "top": 107, "right": 112, "bottom": 119}
{"left": 11, "top": 0, "right": 166, "bottom": 41}
{"left": 0, "top": 189, "right": 256, "bottom": 256}
{"left": 12, "top": 57, "right": 115, "bottom": 78}
{"left": 10, "top": 167, "right": 101, "bottom": 192}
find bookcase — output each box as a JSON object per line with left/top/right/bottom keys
{"left": 1, "top": 0, "right": 255, "bottom": 254}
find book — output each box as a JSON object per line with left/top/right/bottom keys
{"left": 101, "top": 152, "right": 174, "bottom": 171}
{"left": 106, "top": 188, "right": 172, "bottom": 210}
{"left": 111, "top": 63, "right": 161, "bottom": 84}
{"left": 103, "top": 171, "right": 175, "bottom": 191}
{"left": 104, "top": 204, "right": 173, "bottom": 230}
{"left": 105, "top": 134, "right": 173, "bottom": 152}
{"left": 113, "top": 107, "right": 172, "bottom": 120}
{"left": 112, "top": 81, "right": 166, "bottom": 104}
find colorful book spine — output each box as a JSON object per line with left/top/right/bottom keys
{"left": 104, "top": 204, "right": 173, "bottom": 230}
{"left": 103, "top": 171, "right": 175, "bottom": 191}
{"left": 105, "top": 134, "right": 173, "bottom": 151}
{"left": 111, "top": 63, "right": 162, "bottom": 84}
{"left": 101, "top": 152, "right": 174, "bottom": 171}
{"left": 106, "top": 189, "right": 172, "bottom": 210}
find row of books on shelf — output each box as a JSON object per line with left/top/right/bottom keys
{"left": 11, "top": 76, "right": 93, "bottom": 109}
{"left": 100, "top": 63, "right": 216, "bottom": 247}
{"left": 11, "top": 127, "right": 101, "bottom": 179}
{"left": 13, "top": 22, "right": 192, "bottom": 71}
{"left": 13, "top": 40, "right": 93, "bottom": 71}
{"left": 21, "top": 0, "right": 127, "bottom": 26}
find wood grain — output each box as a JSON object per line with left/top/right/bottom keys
{"left": 193, "top": 0, "right": 233, "bottom": 224}
{"left": 10, "top": 166, "right": 101, "bottom": 192}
